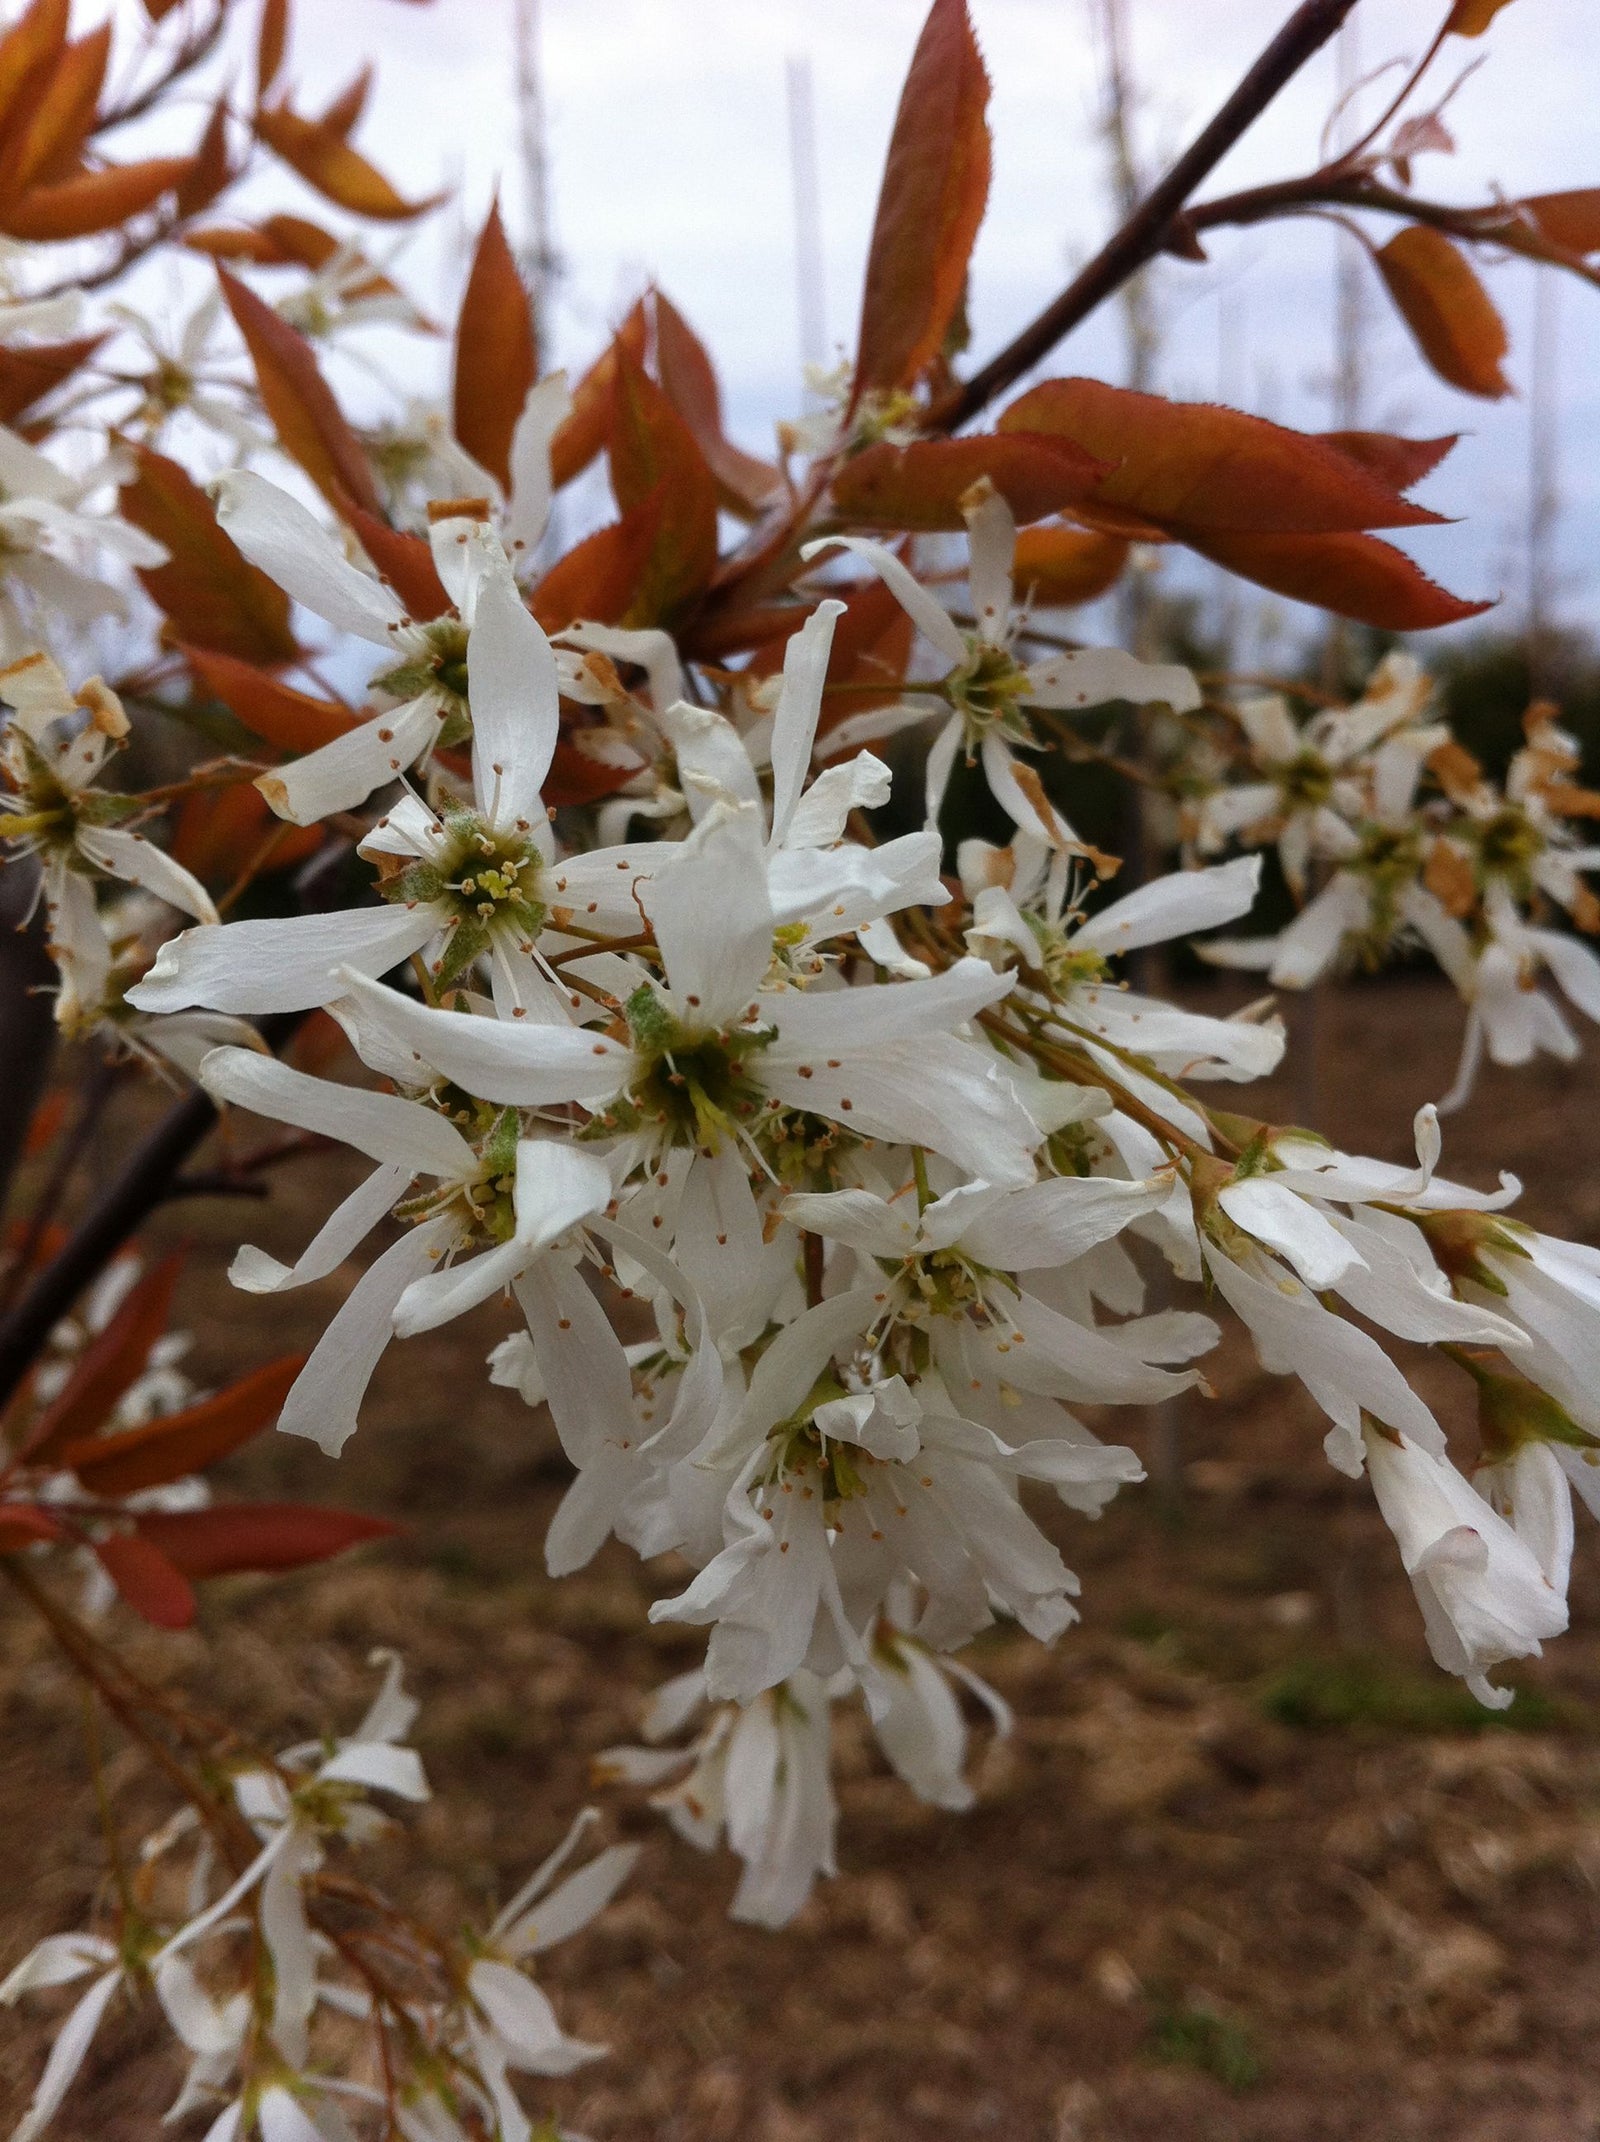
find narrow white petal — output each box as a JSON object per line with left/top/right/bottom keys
{"left": 470, "top": 561, "right": 559, "bottom": 826}
{"left": 768, "top": 598, "right": 845, "bottom": 846}
{"left": 335, "top": 970, "right": 632, "bottom": 1107}
{"left": 1076, "top": 856, "right": 1261, "bottom": 958}
{"left": 212, "top": 471, "right": 404, "bottom": 643}
{"left": 800, "top": 534, "right": 967, "bottom": 667}
{"left": 201, "top": 1048, "right": 475, "bottom": 1176}
{"left": 256, "top": 698, "right": 444, "bottom": 826}
{"left": 232, "top": 1162, "right": 413, "bottom": 1294}
{"left": 504, "top": 371, "right": 572, "bottom": 553}
{"left": 129, "top": 902, "right": 438, "bottom": 1017}
{"left": 278, "top": 1218, "right": 458, "bottom": 1454}
{"left": 75, "top": 827, "right": 217, "bottom": 923}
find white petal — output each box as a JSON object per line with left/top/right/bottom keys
{"left": 498, "top": 1843, "right": 640, "bottom": 1958}
{"left": 963, "top": 484, "right": 1016, "bottom": 643}
{"left": 1217, "top": 1179, "right": 1365, "bottom": 1289}
{"left": 278, "top": 1218, "right": 459, "bottom": 1454}
{"left": 334, "top": 970, "right": 633, "bottom": 1107}
{"left": 1022, "top": 646, "right": 1199, "bottom": 714}
{"left": 1076, "top": 856, "right": 1261, "bottom": 958}
{"left": 504, "top": 371, "right": 572, "bottom": 553}
{"left": 470, "top": 561, "right": 558, "bottom": 827}
{"left": 129, "top": 902, "right": 438, "bottom": 1016}
{"left": 958, "top": 1175, "right": 1169, "bottom": 1271}
{"left": 640, "top": 800, "right": 773, "bottom": 1026}
{"left": 800, "top": 535, "right": 967, "bottom": 667}
{"left": 0, "top": 1936, "right": 115, "bottom": 2003}
{"left": 256, "top": 698, "right": 445, "bottom": 826}
{"left": 213, "top": 471, "right": 404, "bottom": 643}
{"left": 10, "top": 1970, "right": 120, "bottom": 2142}
{"left": 200, "top": 1048, "right": 475, "bottom": 1176}
{"left": 75, "top": 827, "right": 217, "bottom": 923}
{"left": 654, "top": 701, "right": 761, "bottom": 820}
{"left": 768, "top": 599, "right": 845, "bottom": 846}
{"left": 232, "top": 1161, "right": 413, "bottom": 1294}
{"left": 766, "top": 956, "right": 1010, "bottom": 1053}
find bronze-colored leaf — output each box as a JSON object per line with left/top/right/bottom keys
{"left": 1374, "top": 226, "right": 1512, "bottom": 399}
{"left": 453, "top": 199, "right": 537, "bottom": 492}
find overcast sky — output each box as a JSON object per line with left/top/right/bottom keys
{"left": 275, "top": 0, "right": 1598, "bottom": 656}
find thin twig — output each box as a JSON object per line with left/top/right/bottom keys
{"left": 932, "top": 0, "right": 1361, "bottom": 432}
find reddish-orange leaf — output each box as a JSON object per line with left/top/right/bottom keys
{"left": 1012, "top": 523, "right": 1131, "bottom": 608}
{"left": 255, "top": 101, "right": 441, "bottom": 221}
{"left": 220, "top": 266, "right": 380, "bottom": 515}
{"left": 60, "top": 1355, "right": 306, "bottom": 1497}
{"left": 257, "top": 0, "right": 289, "bottom": 97}
{"left": 550, "top": 304, "right": 649, "bottom": 491}
{"left": 543, "top": 736, "right": 643, "bottom": 810}
{"left": 1318, "top": 429, "right": 1459, "bottom": 492}
{"left": 0, "top": 0, "right": 68, "bottom": 159}
{"left": 829, "top": 432, "right": 1108, "bottom": 531}
{"left": 169, "top": 780, "right": 321, "bottom": 881}
{"left": 1446, "top": 0, "right": 1515, "bottom": 31}
{"left": 184, "top": 645, "right": 353, "bottom": 755}
{"left": 453, "top": 199, "right": 537, "bottom": 493}
{"left": 0, "top": 331, "right": 102, "bottom": 423}
{"left": 855, "top": 0, "right": 991, "bottom": 398}
{"left": 320, "top": 65, "right": 372, "bottom": 140}
{"left": 135, "top": 1502, "right": 398, "bottom": 1578}
{"left": 176, "top": 95, "right": 233, "bottom": 219}
{"left": 142, "top": 0, "right": 185, "bottom": 19}
{"left": 120, "top": 443, "right": 298, "bottom": 665}
{"left": 261, "top": 212, "right": 343, "bottom": 268}
{"left": 1000, "top": 378, "right": 1447, "bottom": 534}
{"left": 344, "top": 505, "right": 449, "bottom": 620}
{"left": 2, "top": 156, "right": 192, "bottom": 242}
{"left": 1516, "top": 189, "right": 1600, "bottom": 258}
{"left": 654, "top": 291, "right": 782, "bottom": 517}
{"left": 608, "top": 348, "right": 719, "bottom": 628}
{"left": 1375, "top": 226, "right": 1511, "bottom": 399}
{"left": 0, "top": 23, "right": 109, "bottom": 198}
{"left": 0, "top": 1504, "right": 66, "bottom": 1552}
{"left": 531, "top": 491, "right": 664, "bottom": 633}
{"left": 184, "top": 224, "right": 289, "bottom": 264}
{"left": 25, "top": 1253, "right": 184, "bottom": 1464}
{"left": 1192, "top": 527, "right": 1493, "bottom": 631}
{"left": 94, "top": 1532, "right": 196, "bottom": 1628}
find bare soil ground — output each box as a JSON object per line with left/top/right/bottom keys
{"left": 8, "top": 978, "right": 1600, "bottom": 2142}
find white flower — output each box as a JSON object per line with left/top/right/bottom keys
{"left": 1439, "top": 884, "right": 1600, "bottom": 1110}
{"left": 1191, "top": 653, "right": 1443, "bottom": 896}
{"left": 1, "top": 652, "right": 216, "bottom": 1029}
{"left": 194, "top": 1047, "right": 617, "bottom": 1455}
{"left": 204, "top": 475, "right": 536, "bottom": 824}
{"left": 0, "top": 1934, "right": 124, "bottom": 2142}
{"left": 1363, "top": 1422, "right": 1566, "bottom": 1708}
{"left": 869, "top": 1622, "right": 1012, "bottom": 1813}
{"left": 961, "top": 834, "right": 1282, "bottom": 1086}
{"left": 600, "top": 1668, "right": 837, "bottom": 1929}
{"left": 803, "top": 483, "right": 1198, "bottom": 852}
{"left": 0, "top": 429, "right": 167, "bottom": 654}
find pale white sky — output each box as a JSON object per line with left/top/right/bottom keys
{"left": 170, "top": 0, "right": 1600, "bottom": 650}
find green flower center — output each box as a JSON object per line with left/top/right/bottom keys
{"left": 373, "top": 617, "right": 473, "bottom": 728}
{"left": 1469, "top": 805, "right": 1543, "bottom": 893}
{"left": 1276, "top": 750, "right": 1333, "bottom": 810}
{"left": 612, "top": 984, "right": 775, "bottom": 1151}
{"left": 386, "top": 809, "right": 548, "bottom": 988}
{"left": 950, "top": 638, "right": 1033, "bottom": 742}
{"left": 396, "top": 1098, "right": 521, "bottom": 1245}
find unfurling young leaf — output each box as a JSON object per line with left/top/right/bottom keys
{"left": 854, "top": 0, "right": 991, "bottom": 400}
{"left": 453, "top": 199, "right": 538, "bottom": 492}
{"left": 59, "top": 1356, "right": 308, "bottom": 1496}
{"left": 93, "top": 1532, "right": 196, "bottom": 1629}
{"left": 23, "top": 1255, "right": 185, "bottom": 1464}
{"left": 1011, "top": 523, "right": 1131, "bottom": 609}
{"left": 255, "top": 100, "right": 442, "bottom": 220}
{"left": 257, "top": 0, "right": 290, "bottom": 100}
{"left": 654, "top": 292, "right": 782, "bottom": 517}
{"left": 1374, "top": 226, "right": 1512, "bottom": 399}
{"left": 1, "top": 157, "right": 192, "bottom": 242}
{"left": 549, "top": 300, "right": 648, "bottom": 489}
{"left": 1515, "top": 188, "right": 1600, "bottom": 258}
{"left": 133, "top": 1503, "right": 398, "bottom": 1578}
{"left": 183, "top": 647, "right": 353, "bottom": 755}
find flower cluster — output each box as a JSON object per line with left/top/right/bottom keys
{"left": 1193, "top": 667, "right": 1600, "bottom": 1106}
{"left": 1, "top": 1658, "right": 637, "bottom": 2142}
